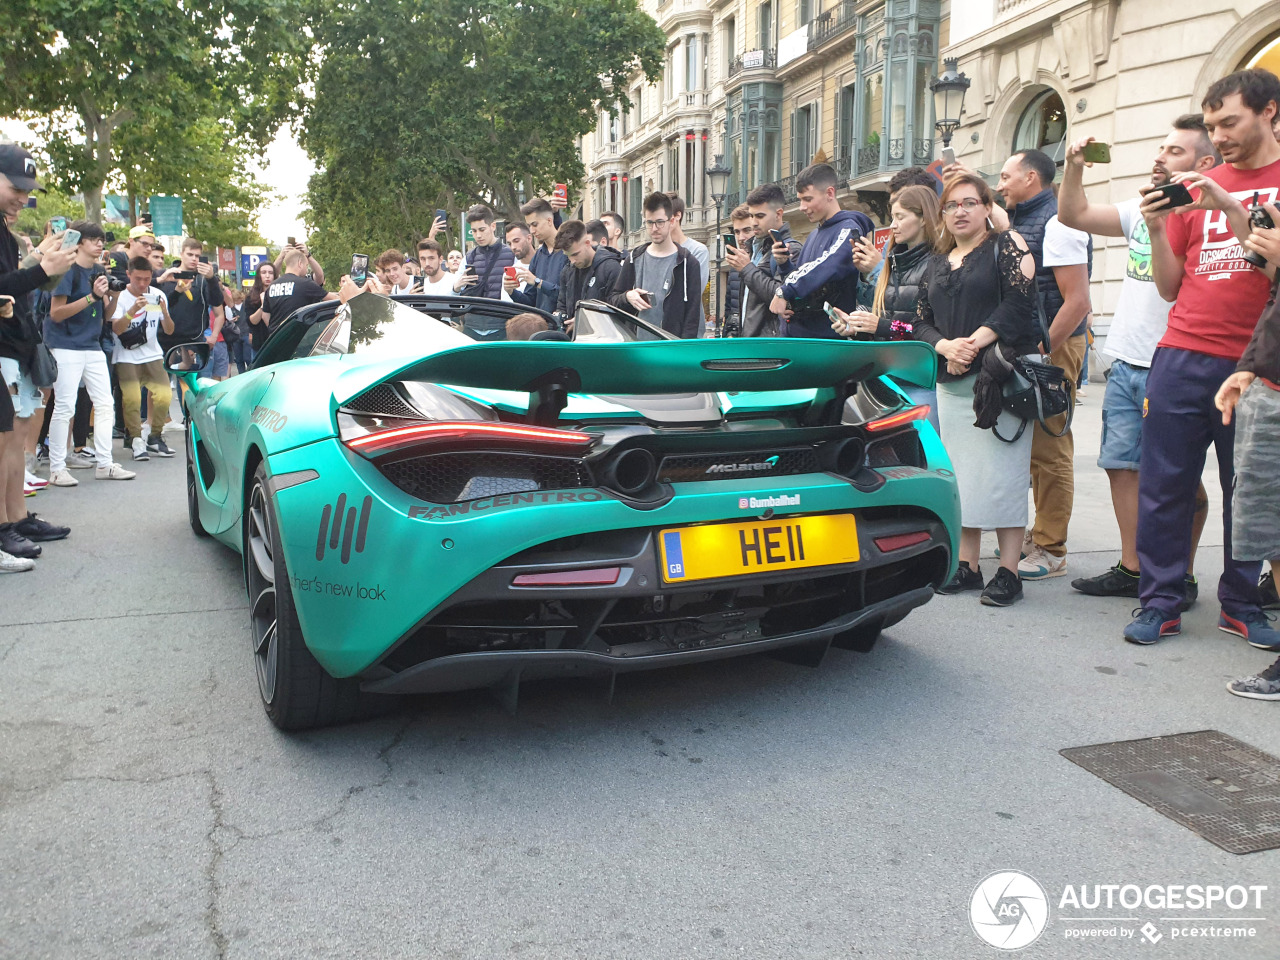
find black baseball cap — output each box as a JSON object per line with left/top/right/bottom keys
{"left": 0, "top": 144, "right": 43, "bottom": 192}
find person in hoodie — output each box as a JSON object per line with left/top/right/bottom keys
{"left": 724, "top": 183, "right": 803, "bottom": 338}
{"left": 721, "top": 205, "right": 754, "bottom": 336}
{"left": 769, "top": 163, "right": 873, "bottom": 339}
{"left": 608, "top": 192, "right": 702, "bottom": 339}
{"left": 553, "top": 220, "right": 621, "bottom": 321}
{"left": 509, "top": 198, "right": 568, "bottom": 315}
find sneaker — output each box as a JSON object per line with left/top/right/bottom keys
{"left": 35, "top": 442, "right": 49, "bottom": 463}
{"left": 937, "top": 561, "right": 984, "bottom": 595}
{"left": 981, "top": 567, "right": 1024, "bottom": 606}
{"left": 25, "top": 470, "right": 47, "bottom": 489}
{"left": 12, "top": 513, "right": 69, "bottom": 542}
{"left": 1226, "top": 657, "right": 1280, "bottom": 700}
{"left": 1260, "top": 571, "right": 1280, "bottom": 611}
{"left": 146, "top": 437, "right": 174, "bottom": 458}
{"left": 995, "top": 530, "right": 1034, "bottom": 562}
{"left": 0, "top": 524, "right": 41, "bottom": 559}
{"left": 95, "top": 462, "right": 136, "bottom": 481}
{"left": 1018, "top": 544, "right": 1068, "bottom": 581}
{"left": 132, "top": 437, "right": 150, "bottom": 462}
{"left": 1181, "top": 575, "right": 1199, "bottom": 612}
{"left": 1123, "top": 607, "right": 1181, "bottom": 645}
{"left": 1218, "top": 611, "right": 1280, "bottom": 651}
{"left": 0, "top": 549, "right": 35, "bottom": 573}
{"left": 66, "top": 450, "right": 96, "bottom": 469}
{"left": 1072, "top": 563, "right": 1139, "bottom": 598}
{"left": 22, "top": 482, "right": 38, "bottom": 497}
{"left": 48, "top": 469, "right": 78, "bottom": 487}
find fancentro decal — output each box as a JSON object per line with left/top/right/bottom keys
{"left": 408, "top": 490, "right": 605, "bottom": 519}
{"left": 251, "top": 405, "right": 289, "bottom": 433}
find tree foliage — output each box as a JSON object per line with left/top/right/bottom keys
{"left": 0, "top": 0, "right": 311, "bottom": 223}
{"left": 300, "top": 0, "right": 664, "bottom": 281}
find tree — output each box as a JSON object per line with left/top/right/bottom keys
{"left": 13, "top": 185, "right": 85, "bottom": 242}
{"left": 0, "top": 0, "right": 311, "bottom": 223}
{"left": 300, "top": 0, "right": 664, "bottom": 280}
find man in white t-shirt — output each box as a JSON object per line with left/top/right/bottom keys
{"left": 1057, "top": 116, "right": 1220, "bottom": 599}
{"left": 111, "top": 256, "right": 176, "bottom": 460}
{"left": 378, "top": 249, "right": 416, "bottom": 296}
{"left": 415, "top": 240, "right": 456, "bottom": 296}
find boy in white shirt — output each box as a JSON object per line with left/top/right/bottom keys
{"left": 111, "top": 256, "right": 175, "bottom": 460}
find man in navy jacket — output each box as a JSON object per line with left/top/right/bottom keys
{"left": 769, "top": 163, "right": 873, "bottom": 339}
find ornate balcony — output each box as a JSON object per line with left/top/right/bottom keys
{"left": 728, "top": 48, "right": 778, "bottom": 79}
{"left": 856, "top": 143, "right": 881, "bottom": 176}
{"left": 809, "top": 0, "right": 857, "bottom": 50}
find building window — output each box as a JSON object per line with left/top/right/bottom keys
{"left": 759, "top": 1, "right": 773, "bottom": 50}
{"left": 630, "top": 172, "right": 643, "bottom": 229}
{"left": 1244, "top": 32, "right": 1280, "bottom": 73}
{"left": 685, "top": 35, "right": 699, "bottom": 92}
{"left": 665, "top": 49, "right": 673, "bottom": 100}
{"left": 839, "top": 82, "right": 856, "bottom": 161}
{"left": 1013, "top": 89, "right": 1068, "bottom": 165}
{"left": 609, "top": 112, "right": 619, "bottom": 144}
{"left": 723, "top": 18, "right": 736, "bottom": 76}
{"left": 792, "top": 102, "right": 818, "bottom": 173}
{"left": 797, "top": 0, "right": 816, "bottom": 27}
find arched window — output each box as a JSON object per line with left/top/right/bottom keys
{"left": 1012, "top": 89, "right": 1068, "bottom": 167}
{"left": 1243, "top": 32, "right": 1280, "bottom": 73}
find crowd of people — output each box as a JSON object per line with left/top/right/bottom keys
{"left": 4, "top": 66, "right": 1280, "bottom": 702}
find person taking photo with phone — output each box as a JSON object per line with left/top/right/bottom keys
{"left": 46, "top": 220, "right": 133, "bottom": 485}
{"left": 509, "top": 198, "right": 568, "bottom": 316}
{"left": 552, "top": 219, "right": 622, "bottom": 321}
{"left": 1122, "top": 68, "right": 1280, "bottom": 648}
{"left": 830, "top": 185, "right": 943, "bottom": 427}
{"left": 1057, "top": 116, "right": 1220, "bottom": 603}
{"left": 260, "top": 247, "right": 336, "bottom": 333}
{"left": 110, "top": 257, "right": 175, "bottom": 461}
{"left": 455, "top": 205, "right": 515, "bottom": 320}
{"left": 272, "top": 238, "right": 324, "bottom": 285}
{"left": 608, "top": 192, "right": 702, "bottom": 339}
{"left": 722, "top": 183, "right": 801, "bottom": 338}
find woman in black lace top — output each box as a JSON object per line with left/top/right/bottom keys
{"left": 914, "top": 172, "right": 1039, "bottom": 606}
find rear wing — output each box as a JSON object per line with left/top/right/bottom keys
{"left": 334, "top": 336, "right": 936, "bottom": 415}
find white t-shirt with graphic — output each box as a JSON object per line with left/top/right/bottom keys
{"left": 1101, "top": 198, "right": 1174, "bottom": 367}
{"left": 110, "top": 286, "right": 167, "bottom": 364}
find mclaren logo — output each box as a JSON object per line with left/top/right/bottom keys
{"left": 705, "top": 455, "right": 780, "bottom": 475}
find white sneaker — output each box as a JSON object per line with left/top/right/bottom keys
{"left": 1018, "top": 544, "right": 1068, "bottom": 580}
{"left": 95, "top": 462, "right": 136, "bottom": 481}
{"left": 140, "top": 423, "right": 152, "bottom": 442}
{"left": 49, "top": 470, "right": 79, "bottom": 487}
{"left": 25, "top": 470, "right": 48, "bottom": 489}
{"left": 66, "top": 450, "right": 96, "bottom": 469}
{"left": 132, "top": 437, "right": 150, "bottom": 462}
{"left": 0, "top": 549, "right": 35, "bottom": 573}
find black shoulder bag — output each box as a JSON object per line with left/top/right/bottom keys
{"left": 989, "top": 238, "right": 1074, "bottom": 443}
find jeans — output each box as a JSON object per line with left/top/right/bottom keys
{"left": 116, "top": 360, "right": 173, "bottom": 440}
{"left": 48, "top": 348, "right": 114, "bottom": 471}
{"left": 1029, "top": 333, "right": 1086, "bottom": 557}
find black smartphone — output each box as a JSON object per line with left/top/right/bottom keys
{"left": 287, "top": 236, "right": 296, "bottom": 247}
{"left": 1150, "top": 182, "right": 1194, "bottom": 209}
{"left": 768, "top": 228, "right": 785, "bottom": 245}
{"left": 723, "top": 233, "right": 736, "bottom": 252}
{"left": 199, "top": 255, "right": 209, "bottom": 264}
{"left": 174, "top": 270, "right": 198, "bottom": 281}
{"left": 350, "top": 254, "right": 369, "bottom": 285}
{"left": 50, "top": 216, "right": 67, "bottom": 233}
{"left": 435, "top": 209, "right": 448, "bottom": 224}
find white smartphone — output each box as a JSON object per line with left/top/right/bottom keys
{"left": 941, "top": 147, "right": 956, "bottom": 166}
{"left": 60, "top": 229, "right": 81, "bottom": 250}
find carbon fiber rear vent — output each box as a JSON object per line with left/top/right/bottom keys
{"left": 347, "top": 384, "right": 421, "bottom": 420}
{"left": 657, "top": 449, "right": 821, "bottom": 483}
{"left": 379, "top": 452, "right": 592, "bottom": 503}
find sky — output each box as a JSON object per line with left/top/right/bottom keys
{"left": 2, "top": 116, "right": 314, "bottom": 243}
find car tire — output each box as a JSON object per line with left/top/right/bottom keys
{"left": 244, "top": 463, "right": 391, "bottom": 730}
{"left": 186, "top": 422, "right": 210, "bottom": 538}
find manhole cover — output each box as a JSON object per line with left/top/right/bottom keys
{"left": 1061, "top": 730, "right": 1280, "bottom": 855}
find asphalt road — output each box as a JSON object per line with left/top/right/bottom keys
{"left": 2, "top": 398, "right": 1278, "bottom": 960}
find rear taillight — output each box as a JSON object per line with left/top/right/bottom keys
{"left": 874, "top": 531, "right": 932, "bottom": 552}
{"left": 864, "top": 404, "right": 930, "bottom": 433}
{"left": 511, "top": 567, "right": 621, "bottom": 587}
{"left": 342, "top": 420, "right": 599, "bottom": 459}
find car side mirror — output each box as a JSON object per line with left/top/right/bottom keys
{"left": 164, "top": 342, "right": 211, "bottom": 375}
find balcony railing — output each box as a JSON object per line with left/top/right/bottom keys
{"left": 728, "top": 48, "right": 778, "bottom": 78}
{"left": 809, "top": 0, "right": 857, "bottom": 49}
{"left": 856, "top": 143, "right": 880, "bottom": 176}
{"left": 913, "top": 139, "right": 934, "bottom": 164}
{"left": 778, "top": 173, "right": 799, "bottom": 204}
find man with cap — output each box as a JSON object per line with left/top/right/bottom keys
{"left": 0, "top": 144, "right": 76, "bottom": 568}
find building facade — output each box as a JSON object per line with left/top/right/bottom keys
{"left": 579, "top": 0, "right": 948, "bottom": 315}
{"left": 943, "top": 0, "right": 1280, "bottom": 338}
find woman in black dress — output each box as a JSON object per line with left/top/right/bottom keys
{"left": 914, "top": 172, "right": 1040, "bottom": 607}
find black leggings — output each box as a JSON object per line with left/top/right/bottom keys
{"left": 38, "top": 386, "right": 91, "bottom": 447}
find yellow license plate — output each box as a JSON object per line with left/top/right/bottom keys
{"left": 659, "top": 513, "right": 859, "bottom": 583}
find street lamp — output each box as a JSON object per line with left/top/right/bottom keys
{"left": 929, "top": 57, "right": 971, "bottom": 150}
{"left": 704, "top": 153, "right": 733, "bottom": 336}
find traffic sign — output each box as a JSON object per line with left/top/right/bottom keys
{"left": 240, "top": 246, "right": 268, "bottom": 287}
{"left": 149, "top": 196, "right": 183, "bottom": 237}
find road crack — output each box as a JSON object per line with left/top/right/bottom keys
{"left": 204, "top": 770, "right": 231, "bottom": 960}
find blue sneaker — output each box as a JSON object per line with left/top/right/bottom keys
{"left": 1219, "top": 610, "right": 1280, "bottom": 651}
{"left": 1123, "top": 607, "right": 1181, "bottom": 645}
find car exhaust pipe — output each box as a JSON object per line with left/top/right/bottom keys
{"left": 601, "top": 448, "right": 656, "bottom": 496}
{"left": 820, "top": 437, "right": 867, "bottom": 478}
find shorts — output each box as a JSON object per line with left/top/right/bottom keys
{"left": 1098, "top": 359, "right": 1148, "bottom": 471}
{"left": 0, "top": 355, "right": 44, "bottom": 419}
{"left": 203, "top": 341, "right": 229, "bottom": 378}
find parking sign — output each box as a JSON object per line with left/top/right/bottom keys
{"left": 240, "top": 245, "right": 268, "bottom": 287}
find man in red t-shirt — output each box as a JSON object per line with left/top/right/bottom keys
{"left": 1124, "top": 69, "right": 1280, "bottom": 649}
